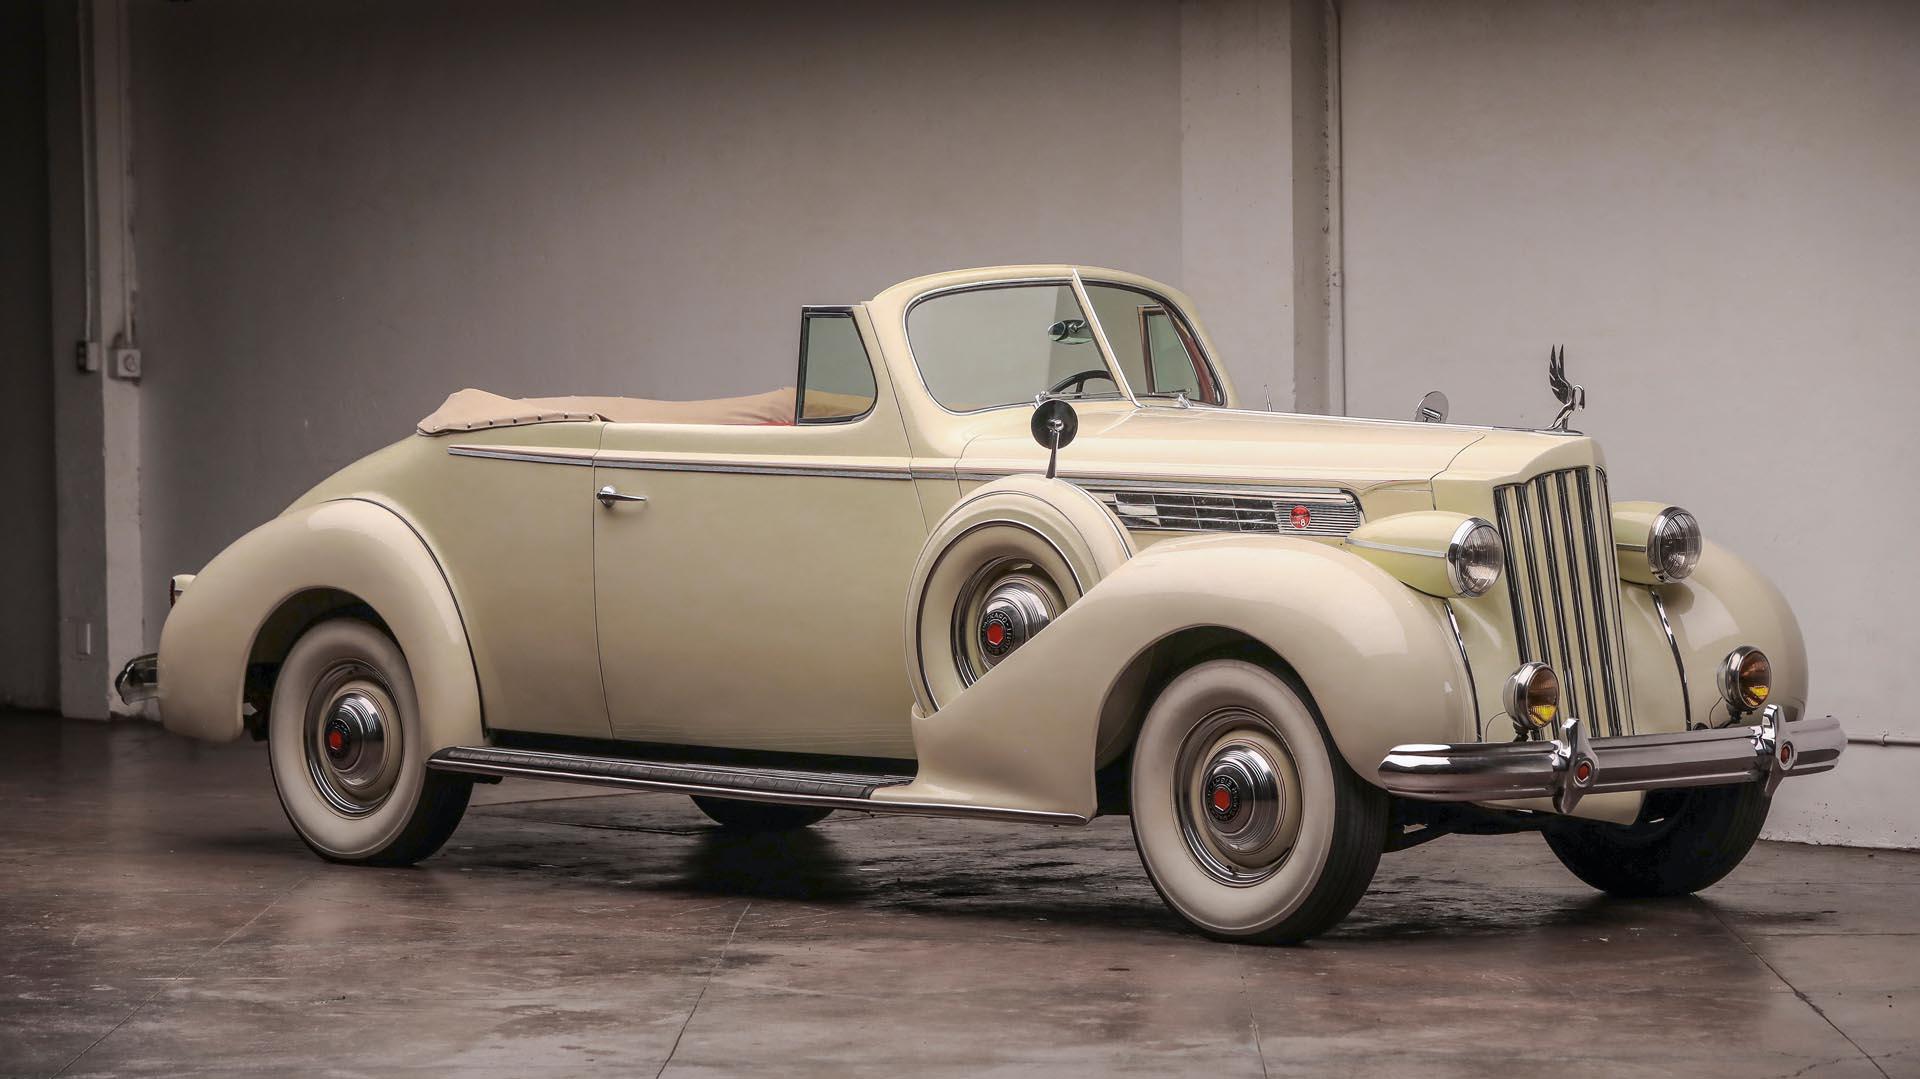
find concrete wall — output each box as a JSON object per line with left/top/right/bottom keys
{"left": 126, "top": 0, "right": 1198, "bottom": 639}
{"left": 0, "top": 1, "right": 59, "bottom": 713}
{"left": 1341, "top": 0, "right": 1920, "bottom": 847}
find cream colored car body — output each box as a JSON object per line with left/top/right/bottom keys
{"left": 155, "top": 264, "right": 1808, "bottom": 828}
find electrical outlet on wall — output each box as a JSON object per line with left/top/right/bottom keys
{"left": 76, "top": 340, "right": 101, "bottom": 373}
{"left": 111, "top": 346, "right": 143, "bottom": 381}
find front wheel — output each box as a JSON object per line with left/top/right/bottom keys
{"left": 1544, "top": 783, "right": 1769, "bottom": 897}
{"left": 267, "top": 618, "right": 471, "bottom": 866}
{"left": 1129, "top": 659, "right": 1387, "bottom": 944}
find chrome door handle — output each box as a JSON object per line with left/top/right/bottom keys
{"left": 596, "top": 485, "right": 647, "bottom": 508}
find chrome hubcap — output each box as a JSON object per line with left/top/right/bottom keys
{"left": 976, "top": 579, "right": 1053, "bottom": 667}
{"left": 1176, "top": 708, "right": 1302, "bottom": 885}
{"left": 952, "top": 560, "right": 1061, "bottom": 686}
{"left": 304, "top": 662, "right": 402, "bottom": 817}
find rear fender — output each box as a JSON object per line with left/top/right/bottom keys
{"left": 157, "top": 499, "right": 482, "bottom": 749}
{"left": 874, "top": 533, "right": 1472, "bottom": 818}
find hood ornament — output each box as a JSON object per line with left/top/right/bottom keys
{"left": 1547, "top": 345, "right": 1585, "bottom": 432}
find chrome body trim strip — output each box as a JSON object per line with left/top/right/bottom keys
{"left": 1650, "top": 588, "right": 1692, "bottom": 729}
{"left": 1443, "top": 601, "right": 1484, "bottom": 740}
{"left": 592, "top": 456, "right": 915, "bottom": 481}
{"left": 1378, "top": 703, "right": 1843, "bottom": 806}
{"left": 426, "top": 746, "right": 1088, "bottom": 826}
{"left": 449, "top": 445, "right": 597, "bottom": 467}
{"left": 1345, "top": 537, "right": 1443, "bottom": 559}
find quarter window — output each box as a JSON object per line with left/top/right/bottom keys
{"left": 796, "top": 311, "right": 878, "bottom": 423}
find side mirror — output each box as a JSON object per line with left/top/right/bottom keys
{"left": 1030, "top": 398, "right": 1079, "bottom": 479}
{"left": 1414, "top": 390, "right": 1449, "bottom": 423}
{"left": 1048, "top": 319, "right": 1093, "bottom": 345}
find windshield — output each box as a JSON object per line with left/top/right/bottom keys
{"left": 908, "top": 280, "right": 1221, "bottom": 412}
{"left": 908, "top": 283, "right": 1124, "bottom": 412}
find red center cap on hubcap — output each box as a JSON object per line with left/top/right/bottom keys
{"left": 1212, "top": 787, "right": 1233, "bottom": 813}
{"left": 327, "top": 729, "right": 346, "bottom": 753}
{"left": 984, "top": 622, "right": 1006, "bottom": 647}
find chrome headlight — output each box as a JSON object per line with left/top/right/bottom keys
{"left": 1446, "top": 519, "right": 1505, "bottom": 598}
{"left": 1647, "top": 507, "right": 1702, "bottom": 583}
{"left": 1611, "top": 502, "right": 1706, "bottom": 585}
{"left": 1346, "top": 512, "right": 1503, "bottom": 599}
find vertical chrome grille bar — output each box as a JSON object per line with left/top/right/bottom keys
{"left": 1494, "top": 488, "right": 1530, "bottom": 664}
{"left": 1597, "top": 469, "right": 1634, "bottom": 733}
{"left": 1578, "top": 470, "right": 1622, "bottom": 736}
{"left": 1552, "top": 472, "right": 1601, "bottom": 738}
{"left": 1513, "top": 483, "right": 1553, "bottom": 674}
{"left": 1532, "top": 476, "right": 1581, "bottom": 732}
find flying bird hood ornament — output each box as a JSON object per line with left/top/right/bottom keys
{"left": 1547, "top": 345, "right": 1585, "bottom": 432}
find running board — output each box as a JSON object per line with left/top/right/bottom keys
{"left": 426, "top": 745, "right": 1086, "bottom": 825}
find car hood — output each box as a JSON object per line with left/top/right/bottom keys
{"left": 956, "top": 405, "right": 1511, "bottom": 493}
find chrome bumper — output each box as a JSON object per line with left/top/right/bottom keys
{"left": 116, "top": 653, "right": 159, "bottom": 707}
{"left": 1378, "top": 704, "right": 1843, "bottom": 814}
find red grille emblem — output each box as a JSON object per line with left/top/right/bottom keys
{"left": 1290, "top": 505, "right": 1311, "bottom": 530}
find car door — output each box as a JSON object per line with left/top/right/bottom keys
{"left": 591, "top": 307, "right": 925, "bottom": 759}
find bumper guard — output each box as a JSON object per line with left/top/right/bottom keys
{"left": 116, "top": 653, "right": 159, "bottom": 708}
{"left": 1378, "top": 703, "right": 1842, "bottom": 814}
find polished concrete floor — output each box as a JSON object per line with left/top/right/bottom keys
{"left": 0, "top": 713, "right": 1911, "bottom": 1078}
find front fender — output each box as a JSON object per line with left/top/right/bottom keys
{"left": 873, "top": 533, "right": 1471, "bottom": 819}
{"left": 157, "top": 498, "right": 482, "bottom": 749}
{"left": 1658, "top": 540, "right": 1809, "bottom": 730}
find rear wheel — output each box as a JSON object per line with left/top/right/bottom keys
{"left": 1129, "top": 659, "right": 1387, "bottom": 944}
{"left": 1544, "top": 783, "right": 1769, "bottom": 897}
{"left": 268, "top": 618, "right": 471, "bottom": 866}
{"left": 691, "top": 796, "right": 833, "bottom": 832}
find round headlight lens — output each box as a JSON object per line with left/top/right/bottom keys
{"left": 1446, "top": 518, "right": 1504, "bottom": 597}
{"left": 1648, "top": 507, "right": 1702, "bottom": 582}
{"left": 1503, "top": 662, "right": 1561, "bottom": 730}
{"left": 1717, "top": 646, "right": 1772, "bottom": 714}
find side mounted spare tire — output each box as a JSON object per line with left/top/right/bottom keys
{"left": 906, "top": 474, "right": 1133, "bottom": 716}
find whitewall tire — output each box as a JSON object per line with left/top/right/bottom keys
{"left": 267, "top": 618, "right": 471, "bottom": 865}
{"left": 1130, "top": 659, "right": 1386, "bottom": 943}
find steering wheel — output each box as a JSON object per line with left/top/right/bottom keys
{"left": 1048, "top": 369, "right": 1117, "bottom": 396}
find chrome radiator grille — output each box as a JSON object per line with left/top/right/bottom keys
{"left": 1493, "top": 468, "right": 1634, "bottom": 738}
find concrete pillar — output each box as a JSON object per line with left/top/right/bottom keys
{"left": 1179, "top": 0, "right": 1344, "bottom": 415}
{"left": 46, "top": 0, "right": 146, "bottom": 720}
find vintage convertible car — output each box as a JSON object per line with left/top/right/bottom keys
{"left": 124, "top": 265, "right": 1843, "bottom": 943}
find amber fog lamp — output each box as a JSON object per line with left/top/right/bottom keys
{"left": 1503, "top": 662, "right": 1561, "bottom": 731}
{"left": 1717, "top": 646, "right": 1772, "bottom": 715}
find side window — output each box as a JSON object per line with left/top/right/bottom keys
{"left": 796, "top": 310, "right": 878, "bottom": 423}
